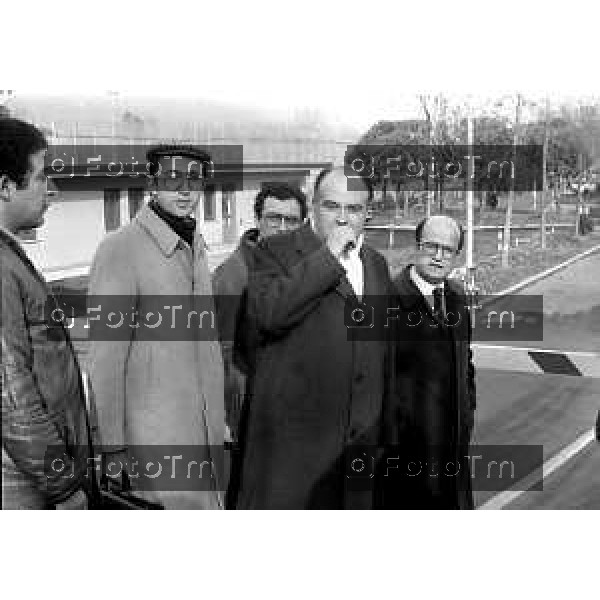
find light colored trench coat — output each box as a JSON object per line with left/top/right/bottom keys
{"left": 88, "top": 205, "right": 225, "bottom": 509}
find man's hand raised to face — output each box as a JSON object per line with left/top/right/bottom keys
{"left": 326, "top": 225, "right": 357, "bottom": 259}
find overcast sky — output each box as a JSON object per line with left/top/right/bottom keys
{"left": 6, "top": 0, "right": 599, "bottom": 131}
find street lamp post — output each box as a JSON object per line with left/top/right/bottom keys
{"left": 465, "top": 114, "right": 479, "bottom": 308}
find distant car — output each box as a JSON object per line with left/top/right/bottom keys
{"left": 365, "top": 208, "right": 375, "bottom": 222}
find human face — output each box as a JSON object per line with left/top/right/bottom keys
{"left": 152, "top": 155, "right": 202, "bottom": 218}
{"left": 414, "top": 217, "right": 461, "bottom": 284}
{"left": 2, "top": 149, "right": 50, "bottom": 232}
{"left": 258, "top": 196, "right": 304, "bottom": 238}
{"left": 313, "top": 170, "right": 368, "bottom": 242}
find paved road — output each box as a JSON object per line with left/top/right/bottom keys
{"left": 474, "top": 249, "right": 600, "bottom": 509}
{"left": 505, "top": 439, "right": 600, "bottom": 509}
{"left": 472, "top": 370, "right": 599, "bottom": 508}
{"left": 484, "top": 250, "right": 600, "bottom": 352}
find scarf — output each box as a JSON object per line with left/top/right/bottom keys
{"left": 149, "top": 199, "right": 196, "bottom": 248}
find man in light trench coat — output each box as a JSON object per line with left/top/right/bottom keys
{"left": 88, "top": 144, "right": 226, "bottom": 509}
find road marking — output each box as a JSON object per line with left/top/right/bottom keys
{"left": 472, "top": 344, "right": 598, "bottom": 357}
{"left": 472, "top": 344, "right": 600, "bottom": 378}
{"left": 478, "top": 428, "right": 597, "bottom": 510}
{"left": 528, "top": 351, "right": 582, "bottom": 376}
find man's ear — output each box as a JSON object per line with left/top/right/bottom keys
{"left": 0, "top": 176, "right": 14, "bottom": 202}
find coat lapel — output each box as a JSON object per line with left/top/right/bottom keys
{"left": 135, "top": 204, "right": 181, "bottom": 257}
{"left": 394, "top": 265, "right": 450, "bottom": 329}
{"left": 335, "top": 276, "right": 357, "bottom": 302}
{"left": 333, "top": 245, "right": 383, "bottom": 302}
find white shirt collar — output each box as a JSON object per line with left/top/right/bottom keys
{"left": 410, "top": 265, "right": 444, "bottom": 298}
{"left": 347, "top": 233, "right": 364, "bottom": 257}
{"left": 339, "top": 234, "right": 365, "bottom": 298}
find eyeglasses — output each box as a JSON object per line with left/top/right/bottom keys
{"left": 262, "top": 213, "right": 303, "bottom": 229}
{"left": 319, "top": 200, "right": 365, "bottom": 217}
{"left": 156, "top": 170, "right": 204, "bottom": 192}
{"left": 419, "top": 242, "right": 457, "bottom": 258}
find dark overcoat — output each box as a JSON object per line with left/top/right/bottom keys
{"left": 212, "top": 228, "right": 262, "bottom": 434}
{"left": 234, "top": 224, "right": 394, "bottom": 509}
{"left": 380, "top": 265, "right": 476, "bottom": 509}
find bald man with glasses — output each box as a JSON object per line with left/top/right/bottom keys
{"left": 381, "top": 215, "right": 476, "bottom": 510}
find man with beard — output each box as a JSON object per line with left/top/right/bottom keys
{"left": 88, "top": 145, "right": 225, "bottom": 509}
{"left": 234, "top": 167, "right": 394, "bottom": 509}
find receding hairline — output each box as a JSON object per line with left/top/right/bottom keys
{"left": 423, "top": 215, "right": 461, "bottom": 238}
{"left": 416, "top": 216, "right": 462, "bottom": 251}
{"left": 312, "top": 167, "right": 371, "bottom": 203}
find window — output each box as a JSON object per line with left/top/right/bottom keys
{"left": 221, "top": 184, "right": 237, "bottom": 244}
{"left": 221, "top": 184, "right": 235, "bottom": 221}
{"left": 203, "top": 184, "right": 216, "bottom": 221}
{"left": 128, "top": 187, "right": 145, "bottom": 219}
{"left": 104, "top": 188, "right": 121, "bottom": 232}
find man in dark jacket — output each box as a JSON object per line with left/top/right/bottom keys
{"left": 234, "top": 168, "right": 394, "bottom": 509}
{"left": 212, "top": 182, "right": 308, "bottom": 437}
{"left": 1, "top": 117, "right": 90, "bottom": 509}
{"left": 383, "top": 215, "right": 476, "bottom": 509}
{"left": 212, "top": 182, "right": 307, "bottom": 508}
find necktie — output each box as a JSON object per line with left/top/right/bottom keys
{"left": 433, "top": 286, "right": 446, "bottom": 320}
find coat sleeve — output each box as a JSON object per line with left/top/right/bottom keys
{"left": 87, "top": 233, "right": 137, "bottom": 448}
{"left": 247, "top": 238, "right": 346, "bottom": 337}
{"left": 211, "top": 256, "right": 248, "bottom": 432}
{"left": 1, "top": 263, "right": 82, "bottom": 505}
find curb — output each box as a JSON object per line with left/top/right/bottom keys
{"left": 481, "top": 242, "right": 600, "bottom": 306}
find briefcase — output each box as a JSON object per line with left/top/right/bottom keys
{"left": 90, "top": 465, "right": 164, "bottom": 510}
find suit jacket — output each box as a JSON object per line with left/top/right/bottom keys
{"left": 380, "top": 265, "right": 476, "bottom": 510}
{"left": 234, "top": 223, "right": 394, "bottom": 509}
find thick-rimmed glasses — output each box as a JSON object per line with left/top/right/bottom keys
{"left": 262, "top": 212, "right": 303, "bottom": 229}
{"left": 419, "top": 242, "right": 457, "bottom": 258}
{"left": 319, "top": 199, "right": 365, "bottom": 218}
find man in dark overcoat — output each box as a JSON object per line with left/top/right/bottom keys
{"left": 382, "top": 215, "right": 476, "bottom": 509}
{"left": 234, "top": 168, "right": 394, "bottom": 509}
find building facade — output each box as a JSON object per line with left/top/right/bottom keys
{"left": 22, "top": 135, "right": 350, "bottom": 278}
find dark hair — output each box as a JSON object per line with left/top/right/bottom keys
{"left": 254, "top": 182, "right": 308, "bottom": 220}
{"left": 146, "top": 144, "right": 212, "bottom": 177}
{"left": 313, "top": 167, "right": 374, "bottom": 204}
{"left": 0, "top": 118, "right": 48, "bottom": 188}
{"left": 415, "top": 217, "right": 465, "bottom": 252}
